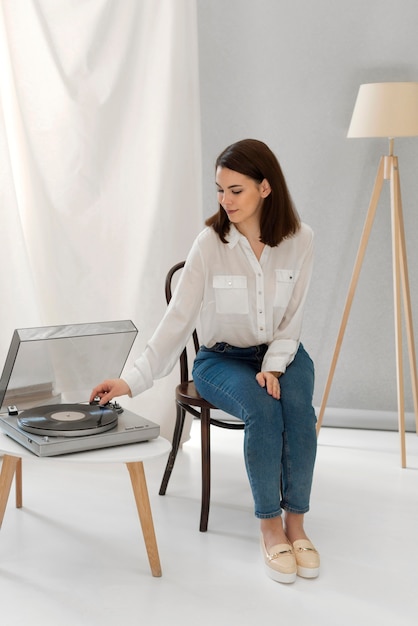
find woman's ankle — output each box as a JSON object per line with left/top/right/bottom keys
{"left": 283, "top": 512, "right": 309, "bottom": 543}
{"left": 260, "top": 517, "right": 290, "bottom": 551}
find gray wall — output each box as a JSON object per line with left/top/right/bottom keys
{"left": 196, "top": 0, "right": 418, "bottom": 426}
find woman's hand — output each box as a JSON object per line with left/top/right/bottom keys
{"left": 89, "top": 378, "right": 131, "bottom": 405}
{"left": 255, "top": 371, "right": 281, "bottom": 400}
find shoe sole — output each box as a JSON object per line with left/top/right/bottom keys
{"left": 265, "top": 563, "right": 297, "bottom": 584}
{"left": 297, "top": 565, "right": 319, "bottom": 579}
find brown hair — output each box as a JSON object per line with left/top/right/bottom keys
{"left": 205, "top": 139, "right": 300, "bottom": 246}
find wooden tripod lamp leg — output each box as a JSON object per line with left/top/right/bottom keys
{"left": 392, "top": 160, "right": 418, "bottom": 435}
{"left": 390, "top": 157, "right": 407, "bottom": 467}
{"left": 316, "top": 157, "right": 385, "bottom": 433}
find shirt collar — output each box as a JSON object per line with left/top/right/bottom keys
{"left": 225, "top": 224, "right": 242, "bottom": 249}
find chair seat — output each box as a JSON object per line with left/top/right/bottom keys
{"left": 176, "top": 381, "right": 244, "bottom": 429}
{"left": 176, "top": 381, "right": 215, "bottom": 408}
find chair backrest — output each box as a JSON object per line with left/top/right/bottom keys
{"left": 165, "top": 262, "right": 200, "bottom": 384}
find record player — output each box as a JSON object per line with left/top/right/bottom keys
{"left": 0, "top": 321, "right": 159, "bottom": 456}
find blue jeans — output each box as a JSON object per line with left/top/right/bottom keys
{"left": 192, "top": 343, "right": 317, "bottom": 519}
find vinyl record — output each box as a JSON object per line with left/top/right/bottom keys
{"left": 17, "top": 403, "right": 118, "bottom": 437}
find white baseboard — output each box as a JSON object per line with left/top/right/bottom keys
{"left": 198, "top": 407, "right": 416, "bottom": 433}
{"left": 317, "top": 407, "right": 417, "bottom": 432}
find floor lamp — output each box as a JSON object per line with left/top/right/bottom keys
{"left": 316, "top": 82, "right": 418, "bottom": 468}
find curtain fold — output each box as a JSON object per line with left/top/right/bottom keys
{"left": 0, "top": 0, "right": 202, "bottom": 435}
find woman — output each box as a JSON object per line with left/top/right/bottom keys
{"left": 90, "top": 139, "right": 319, "bottom": 584}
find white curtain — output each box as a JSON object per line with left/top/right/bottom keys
{"left": 0, "top": 0, "right": 202, "bottom": 437}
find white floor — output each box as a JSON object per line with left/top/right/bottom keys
{"left": 1, "top": 421, "right": 418, "bottom": 626}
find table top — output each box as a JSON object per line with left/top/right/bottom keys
{"left": 0, "top": 431, "right": 171, "bottom": 464}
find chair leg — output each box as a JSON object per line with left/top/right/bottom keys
{"left": 199, "top": 407, "right": 211, "bottom": 532}
{"left": 159, "top": 403, "right": 186, "bottom": 496}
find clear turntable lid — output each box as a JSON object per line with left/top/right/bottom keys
{"left": 0, "top": 320, "right": 138, "bottom": 412}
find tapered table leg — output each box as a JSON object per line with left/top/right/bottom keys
{"left": 126, "top": 461, "right": 162, "bottom": 577}
{"left": 0, "top": 455, "right": 22, "bottom": 528}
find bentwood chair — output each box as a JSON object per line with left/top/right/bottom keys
{"left": 158, "top": 261, "right": 245, "bottom": 532}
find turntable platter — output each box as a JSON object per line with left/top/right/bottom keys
{"left": 17, "top": 403, "right": 118, "bottom": 437}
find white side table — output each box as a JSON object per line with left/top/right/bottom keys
{"left": 0, "top": 432, "right": 170, "bottom": 577}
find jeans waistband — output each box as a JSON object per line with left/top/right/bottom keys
{"left": 199, "top": 343, "right": 268, "bottom": 357}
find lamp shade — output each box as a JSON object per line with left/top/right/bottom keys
{"left": 347, "top": 82, "right": 418, "bottom": 138}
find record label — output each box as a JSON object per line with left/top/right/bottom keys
{"left": 50, "top": 410, "right": 86, "bottom": 422}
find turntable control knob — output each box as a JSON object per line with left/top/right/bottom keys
{"left": 42, "top": 436, "right": 50, "bottom": 442}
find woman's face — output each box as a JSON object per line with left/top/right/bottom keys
{"left": 215, "top": 167, "right": 270, "bottom": 232}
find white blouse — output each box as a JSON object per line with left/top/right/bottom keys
{"left": 123, "top": 222, "right": 314, "bottom": 397}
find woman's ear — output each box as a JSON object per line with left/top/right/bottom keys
{"left": 260, "top": 179, "right": 272, "bottom": 198}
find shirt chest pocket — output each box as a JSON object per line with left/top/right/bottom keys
{"left": 213, "top": 275, "right": 249, "bottom": 314}
{"left": 274, "top": 269, "right": 299, "bottom": 308}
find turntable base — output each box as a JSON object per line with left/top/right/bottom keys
{"left": 0, "top": 431, "right": 171, "bottom": 577}
{"left": 0, "top": 408, "right": 160, "bottom": 456}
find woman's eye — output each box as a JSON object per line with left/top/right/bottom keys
{"left": 216, "top": 188, "right": 243, "bottom": 197}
